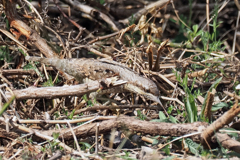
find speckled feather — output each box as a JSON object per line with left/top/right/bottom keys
{"left": 26, "top": 56, "right": 162, "bottom": 105}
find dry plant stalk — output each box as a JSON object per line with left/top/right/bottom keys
{"left": 135, "top": 15, "right": 148, "bottom": 45}
{"left": 188, "top": 68, "right": 208, "bottom": 79}
{"left": 204, "top": 88, "right": 215, "bottom": 120}
{"left": 146, "top": 42, "right": 154, "bottom": 70}
{"left": 152, "top": 40, "right": 169, "bottom": 71}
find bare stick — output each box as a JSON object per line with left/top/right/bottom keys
{"left": 18, "top": 116, "right": 116, "bottom": 124}
{"left": 95, "top": 123, "right": 100, "bottom": 155}
{"left": 119, "top": 0, "right": 170, "bottom": 25}
{"left": 40, "top": 115, "right": 208, "bottom": 142}
{"left": 215, "top": 133, "right": 240, "bottom": 153}
{"left": 201, "top": 100, "right": 240, "bottom": 147}
{"left": 6, "top": 79, "right": 127, "bottom": 100}
{"left": 1, "top": 69, "right": 35, "bottom": 76}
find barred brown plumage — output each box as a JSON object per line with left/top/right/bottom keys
{"left": 26, "top": 56, "right": 162, "bottom": 106}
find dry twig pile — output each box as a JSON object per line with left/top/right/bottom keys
{"left": 0, "top": 0, "right": 240, "bottom": 159}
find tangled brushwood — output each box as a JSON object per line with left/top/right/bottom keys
{"left": 1, "top": 0, "right": 240, "bottom": 159}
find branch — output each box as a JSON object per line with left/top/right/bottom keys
{"left": 6, "top": 79, "right": 127, "bottom": 100}
{"left": 60, "top": 0, "right": 119, "bottom": 31}
{"left": 119, "top": 0, "right": 170, "bottom": 25}
{"left": 201, "top": 100, "right": 240, "bottom": 147}
{"left": 41, "top": 115, "right": 208, "bottom": 142}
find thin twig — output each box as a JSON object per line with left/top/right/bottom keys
{"left": 232, "top": 11, "right": 240, "bottom": 61}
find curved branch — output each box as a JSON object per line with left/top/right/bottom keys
{"left": 60, "top": 0, "right": 119, "bottom": 31}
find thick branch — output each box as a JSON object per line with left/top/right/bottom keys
{"left": 215, "top": 133, "right": 240, "bottom": 153}
{"left": 41, "top": 115, "right": 208, "bottom": 142}
{"left": 201, "top": 100, "right": 240, "bottom": 147}
{"left": 6, "top": 79, "right": 126, "bottom": 100}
